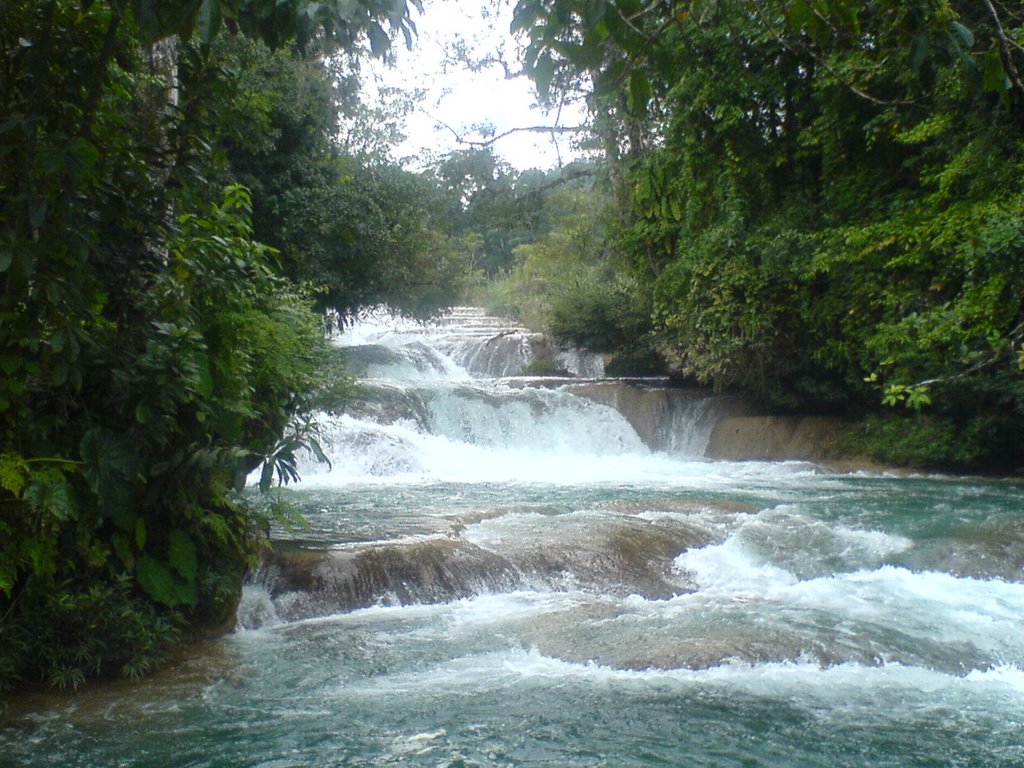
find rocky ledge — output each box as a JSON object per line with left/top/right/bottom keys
{"left": 704, "top": 415, "right": 845, "bottom": 462}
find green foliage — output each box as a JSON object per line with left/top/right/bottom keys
{"left": 524, "top": 358, "right": 571, "bottom": 377}
{"left": 475, "top": 186, "right": 661, "bottom": 369}
{"left": 0, "top": 0, "right": 423, "bottom": 701}
{"left": 287, "top": 161, "right": 469, "bottom": 318}
{"left": 652, "top": 221, "right": 825, "bottom": 405}
{"left": 0, "top": 185, "right": 333, "bottom": 696}
{"left": 189, "top": 36, "right": 465, "bottom": 318}
{"left": 128, "top": 0, "right": 419, "bottom": 51}
{"left": 434, "top": 148, "right": 529, "bottom": 277}
{"left": 546, "top": 271, "right": 653, "bottom": 356}
{"left": 498, "top": 187, "right": 612, "bottom": 329}
{"left": 0, "top": 574, "right": 178, "bottom": 695}
{"left": 436, "top": 149, "right": 600, "bottom": 279}
{"left": 514, "top": 0, "right": 1024, "bottom": 462}
{"left": 842, "top": 413, "right": 1023, "bottom": 471}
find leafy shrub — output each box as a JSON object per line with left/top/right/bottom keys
{"left": 0, "top": 189, "right": 333, "bottom": 700}
{"left": 1, "top": 575, "right": 178, "bottom": 697}
{"left": 525, "top": 358, "right": 570, "bottom": 376}
{"left": 842, "top": 413, "right": 1024, "bottom": 472}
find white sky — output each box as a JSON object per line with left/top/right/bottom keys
{"left": 364, "top": 0, "right": 588, "bottom": 170}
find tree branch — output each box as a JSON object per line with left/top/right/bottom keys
{"left": 515, "top": 165, "right": 598, "bottom": 200}
{"left": 434, "top": 118, "right": 589, "bottom": 149}
{"left": 982, "top": 0, "right": 1024, "bottom": 104}
{"left": 748, "top": 0, "right": 918, "bottom": 108}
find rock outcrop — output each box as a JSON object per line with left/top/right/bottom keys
{"left": 704, "top": 415, "right": 847, "bottom": 462}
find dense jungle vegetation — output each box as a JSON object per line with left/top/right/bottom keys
{"left": 0, "top": 0, "right": 458, "bottom": 702}
{"left": 2, "top": 0, "right": 1023, "bottom": 703}
{"left": 0, "top": 0, "right": 605, "bottom": 704}
{"left": 502, "top": 0, "right": 1024, "bottom": 469}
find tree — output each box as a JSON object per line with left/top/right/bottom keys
{"left": 183, "top": 35, "right": 466, "bottom": 317}
{"left": 434, "top": 147, "right": 606, "bottom": 278}
{"left": 0, "top": 0, "right": 419, "bottom": 699}
{"left": 511, "top": 0, "right": 1024, "bottom": 466}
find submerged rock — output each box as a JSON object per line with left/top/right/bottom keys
{"left": 243, "top": 504, "right": 736, "bottom": 624}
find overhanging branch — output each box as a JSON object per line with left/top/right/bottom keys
{"left": 434, "top": 119, "right": 589, "bottom": 149}
{"left": 982, "top": 0, "right": 1024, "bottom": 105}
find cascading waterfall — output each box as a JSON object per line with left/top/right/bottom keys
{"left": 299, "top": 307, "right": 725, "bottom": 486}
{"left": 5, "top": 307, "right": 1024, "bottom": 768}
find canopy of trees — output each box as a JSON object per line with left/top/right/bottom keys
{"left": 511, "top": 0, "right": 1024, "bottom": 468}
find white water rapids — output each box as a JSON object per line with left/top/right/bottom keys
{"left": 5, "top": 307, "right": 1024, "bottom": 767}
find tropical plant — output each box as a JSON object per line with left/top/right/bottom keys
{"left": 0, "top": 0, "right": 420, "bottom": 699}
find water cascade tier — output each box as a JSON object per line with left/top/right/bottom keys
{"left": 6, "top": 307, "right": 1024, "bottom": 768}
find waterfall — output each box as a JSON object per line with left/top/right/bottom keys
{"left": 566, "top": 380, "right": 749, "bottom": 457}
{"left": 303, "top": 307, "right": 730, "bottom": 486}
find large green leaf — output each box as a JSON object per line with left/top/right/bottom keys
{"left": 23, "top": 469, "right": 75, "bottom": 522}
{"left": 534, "top": 52, "right": 555, "bottom": 99}
{"left": 137, "top": 553, "right": 198, "bottom": 607}
{"left": 168, "top": 529, "right": 198, "bottom": 582}
{"left": 197, "top": 0, "right": 223, "bottom": 43}
{"left": 909, "top": 32, "right": 929, "bottom": 75}
{"left": 983, "top": 50, "right": 1010, "bottom": 97}
{"left": 135, "top": 516, "right": 148, "bottom": 550}
{"left": 950, "top": 21, "right": 974, "bottom": 49}
{"left": 627, "top": 69, "right": 651, "bottom": 116}
{"left": 259, "top": 459, "right": 276, "bottom": 493}
{"left": 131, "top": 0, "right": 202, "bottom": 43}
{"left": 788, "top": 0, "right": 811, "bottom": 30}
{"left": 112, "top": 532, "right": 135, "bottom": 571}
{"left": 79, "top": 428, "right": 140, "bottom": 530}
{"left": 366, "top": 20, "right": 390, "bottom": 56}
{"left": 136, "top": 554, "right": 178, "bottom": 606}
{"left": 80, "top": 428, "right": 138, "bottom": 493}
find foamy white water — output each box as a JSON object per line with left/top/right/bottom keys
{"left": 8, "top": 308, "right": 1024, "bottom": 768}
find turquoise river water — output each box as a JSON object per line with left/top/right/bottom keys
{"left": 4, "top": 309, "right": 1024, "bottom": 767}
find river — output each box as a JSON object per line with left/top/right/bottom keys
{"left": 4, "top": 308, "right": 1024, "bottom": 767}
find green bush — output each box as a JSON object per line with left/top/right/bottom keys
{"left": 0, "top": 0, "right": 426, "bottom": 706}
{"left": 0, "top": 189, "right": 333, "bottom": 700}
{"left": 0, "top": 575, "right": 178, "bottom": 699}
{"left": 515, "top": 0, "right": 1024, "bottom": 458}
{"left": 842, "top": 413, "right": 1024, "bottom": 472}
{"left": 525, "top": 358, "right": 570, "bottom": 376}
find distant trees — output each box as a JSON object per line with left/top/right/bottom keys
{"left": 433, "top": 147, "right": 555, "bottom": 277}
{"left": 194, "top": 36, "right": 468, "bottom": 318}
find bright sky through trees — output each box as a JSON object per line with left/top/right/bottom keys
{"left": 365, "top": 0, "right": 586, "bottom": 169}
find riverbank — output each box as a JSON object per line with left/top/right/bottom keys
{"left": 564, "top": 381, "right": 944, "bottom": 473}
{"left": 703, "top": 413, "right": 1023, "bottom": 476}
